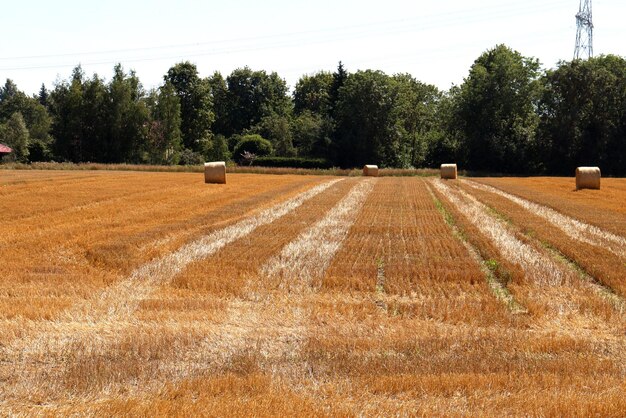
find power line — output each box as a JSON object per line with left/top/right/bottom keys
{"left": 0, "top": 0, "right": 571, "bottom": 71}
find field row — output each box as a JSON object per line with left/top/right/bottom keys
{"left": 0, "top": 171, "right": 625, "bottom": 416}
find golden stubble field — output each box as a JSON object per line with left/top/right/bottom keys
{"left": 0, "top": 170, "right": 625, "bottom": 416}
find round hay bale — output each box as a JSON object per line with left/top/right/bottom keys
{"left": 440, "top": 163, "right": 457, "bottom": 179}
{"left": 204, "top": 161, "right": 226, "bottom": 184}
{"left": 363, "top": 165, "right": 379, "bottom": 177}
{"left": 575, "top": 166, "right": 600, "bottom": 190}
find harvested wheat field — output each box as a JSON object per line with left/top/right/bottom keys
{"left": 1, "top": 170, "right": 625, "bottom": 416}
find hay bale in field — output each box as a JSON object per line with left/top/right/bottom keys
{"left": 440, "top": 163, "right": 457, "bottom": 179}
{"left": 204, "top": 161, "right": 226, "bottom": 184}
{"left": 363, "top": 165, "right": 379, "bottom": 177}
{"left": 576, "top": 166, "right": 600, "bottom": 190}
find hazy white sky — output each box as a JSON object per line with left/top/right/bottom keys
{"left": 1, "top": 0, "right": 624, "bottom": 95}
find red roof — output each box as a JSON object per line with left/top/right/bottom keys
{"left": 0, "top": 144, "right": 12, "bottom": 153}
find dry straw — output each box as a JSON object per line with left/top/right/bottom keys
{"left": 363, "top": 165, "right": 379, "bottom": 177}
{"left": 575, "top": 167, "right": 600, "bottom": 190}
{"left": 440, "top": 163, "right": 457, "bottom": 179}
{"left": 204, "top": 161, "right": 226, "bottom": 184}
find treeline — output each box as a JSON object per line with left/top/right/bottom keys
{"left": 1, "top": 44, "right": 625, "bottom": 175}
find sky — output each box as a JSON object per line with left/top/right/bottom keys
{"left": 1, "top": 0, "right": 625, "bottom": 95}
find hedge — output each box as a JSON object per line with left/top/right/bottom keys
{"left": 251, "top": 156, "right": 333, "bottom": 169}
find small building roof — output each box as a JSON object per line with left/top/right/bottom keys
{"left": 0, "top": 143, "right": 12, "bottom": 153}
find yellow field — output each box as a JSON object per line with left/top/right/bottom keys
{"left": 1, "top": 170, "right": 625, "bottom": 416}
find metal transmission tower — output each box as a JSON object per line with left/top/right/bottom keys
{"left": 574, "top": 0, "right": 593, "bottom": 59}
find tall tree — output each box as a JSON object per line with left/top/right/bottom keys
{"left": 0, "top": 79, "right": 53, "bottom": 161}
{"left": 50, "top": 64, "right": 149, "bottom": 163}
{"left": 38, "top": 84, "right": 49, "bottom": 108}
{"left": 537, "top": 55, "right": 626, "bottom": 175}
{"left": 292, "top": 70, "right": 337, "bottom": 159}
{"left": 252, "top": 114, "right": 295, "bottom": 157}
{"left": 455, "top": 44, "right": 541, "bottom": 173}
{"left": 80, "top": 74, "right": 108, "bottom": 162}
{"left": 3, "top": 112, "right": 30, "bottom": 162}
{"left": 329, "top": 61, "right": 348, "bottom": 118}
{"left": 293, "top": 71, "right": 333, "bottom": 116}
{"left": 392, "top": 74, "right": 441, "bottom": 167}
{"left": 426, "top": 89, "right": 464, "bottom": 167}
{"left": 0, "top": 79, "right": 19, "bottom": 102}
{"left": 49, "top": 66, "right": 86, "bottom": 162}
{"left": 106, "top": 64, "right": 149, "bottom": 162}
{"left": 207, "top": 71, "right": 229, "bottom": 138}
{"left": 146, "top": 81, "right": 183, "bottom": 164}
{"left": 334, "top": 70, "right": 398, "bottom": 167}
{"left": 164, "top": 62, "right": 214, "bottom": 153}
{"left": 223, "top": 67, "right": 291, "bottom": 138}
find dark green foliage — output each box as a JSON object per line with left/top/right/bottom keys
{"left": 250, "top": 114, "right": 295, "bottom": 157}
{"left": 253, "top": 156, "right": 333, "bottom": 169}
{"left": 164, "top": 62, "right": 214, "bottom": 153}
{"left": 3, "top": 47, "right": 625, "bottom": 174}
{"left": 207, "top": 72, "right": 230, "bottom": 138}
{"left": 223, "top": 67, "right": 291, "bottom": 138}
{"left": 3, "top": 112, "right": 30, "bottom": 162}
{"left": 293, "top": 71, "right": 333, "bottom": 116}
{"left": 48, "top": 65, "right": 149, "bottom": 163}
{"left": 107, "top": 64, "right": 150, "bottom": 163}
{"left": 329, "top": 61, "right": 348, "bottom": 118}
{"left": 0, "top": 79, "right": 52, "bottom": 163}
{"left": 145, "top": 81, "right": 183, "bottom": 164}
{"left": 392, "top": 73, "right": 443, "bottom": 168}
{"left": 178, "top": 148, "right": 205, "bottom": 165}
{"left": 291, "top": 110, "right": 332, "bottom": 158}
{"left": 206, "top": 134, "right": 231, "bottom": 162}
{"left": 38, "top": 84, "right": 49, "bottom": 108}
{"left": 537, "top": 55, "right": 626, "bottom": 176}
{"left": 334, "top": 70, "right": 399, "bottom": 167}
{"left": 454, "top": 44, "right": 541, "bottom": 173}
{"left": 233, "top": 134, "right": 273, "bottom": 162}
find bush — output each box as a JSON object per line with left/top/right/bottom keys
{"left": 179, "top": 148, "right": 205, "bottom": 165}
{"left": 233, "top": 135, "right": 273, "bottom": 163}
{"left": 252, "top": 156, "right": 333, "bottom": 169}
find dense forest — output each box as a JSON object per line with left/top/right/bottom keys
{"left": 1, "top": 44, "right": 625, "bottom": 175}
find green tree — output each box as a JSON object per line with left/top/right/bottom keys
{"left": 223, "top": 67, "right": 291, "bottom": 137}
{"left": 0, "top": 79, "right": 19, "bottom": 102}
{"left": 106, "top": 64, "right": 150, "bottom": 162}
{"left": 3, "top": 112, "right": 30, "bottom": 162}
{"left": 392, "top": 74, "right": 442, "bottom": 167}
{"left": 206, "top": 133, "right": 230, "bottom": 162}
{"left": 149, "top": 81, "right": 183, "bottom": 164}
{"left": 456, "top": 44, "right": 541, "bottom": 173}
{"left": 292, "top": 72, "right": 335, "bottom": 158}
{"left": 0, "top": 79, "right": 53, "bottom": 162}
{"left": 293, "top": 71, "right": 333, "bottom": 115}
{"left": 38, "top": 84, "right": 49, "bottom": 108}
{"left": 291, "top": 110, "right": 332, "bottom": 157}
{"left": 537, "top": 55, "right": 626, "bottom": 175}
{"left": 50, "top": 65, "right": 149, "bottom": 163}
{"left": 250, "top": 113, "right": 295, "bottom": 157}
{"left": 329, "top": 61, "right": 348, "bottom": 118}
{"left": 425, "top": 89, "right": 464, "bottom": 167}
{"left": 49, "top": 66, "right": 87, "bottom": 162}
{"left": 207, "top": 71, "right": 230, "bottom": 138}
{"left": 80, "top": 74, "right": 108, "bottom": 162}
{"left": 233, "top": 134, "right": 273, "bottom": 163}
{"left": 164, "top": 62, "right": 214, "bottom": 152}
{"left": 334, "top": 70, "right": 398, "bottom": 167}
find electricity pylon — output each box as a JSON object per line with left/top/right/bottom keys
{"left": 574, "top": 0, "right": 593, "bottom": 59}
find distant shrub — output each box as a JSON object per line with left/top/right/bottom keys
{"left": 179, "top": 148, "right": 205, "bottom": 165}
{"left": 252, "top": 156, "right": 333, "bottom": 169}
{"left": 233, "top": 135, "right": 273, "bottom": 163}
